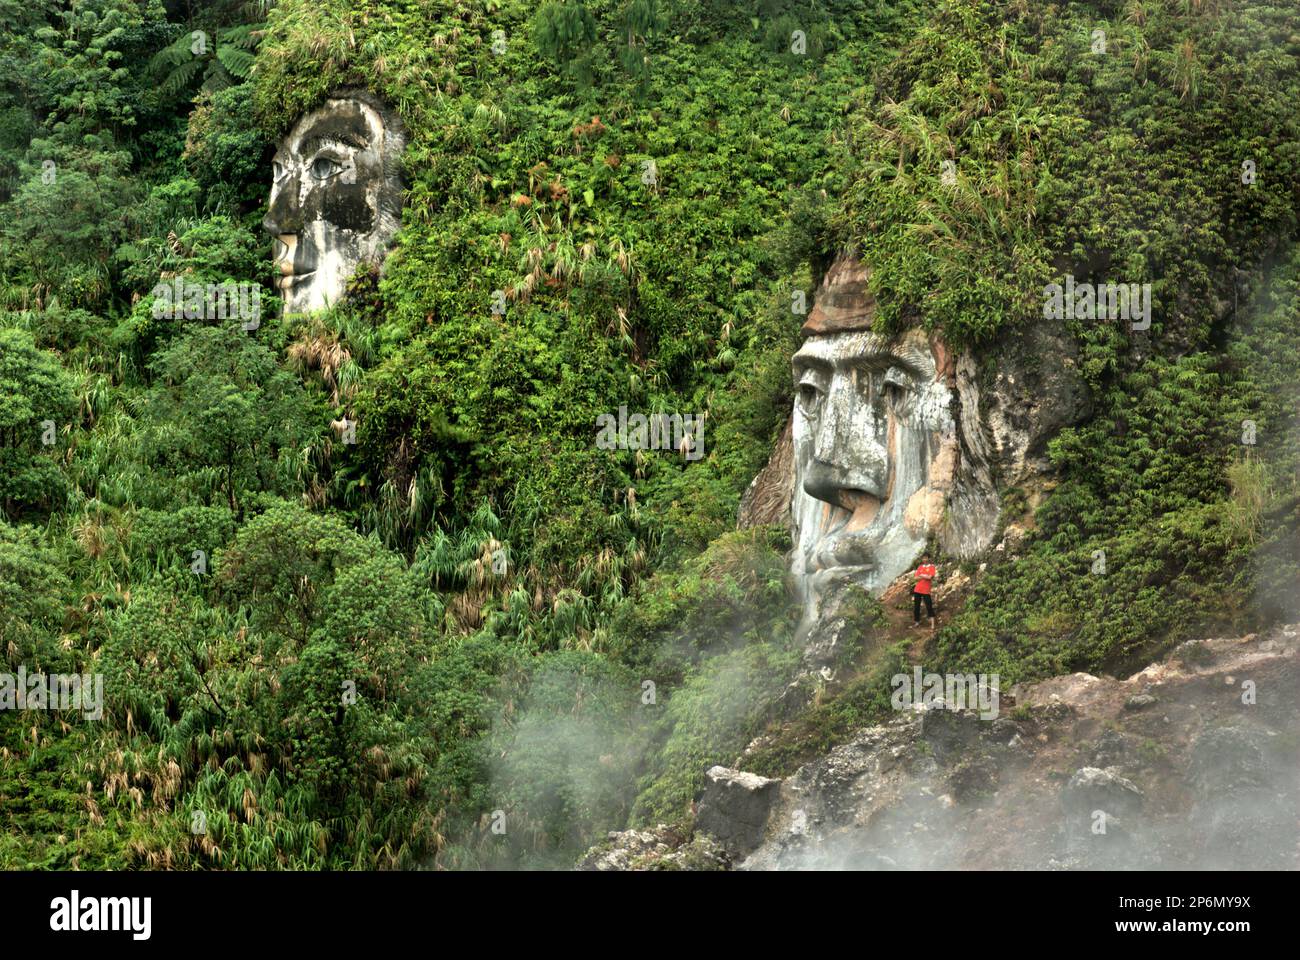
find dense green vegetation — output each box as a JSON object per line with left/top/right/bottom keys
{"left": 1, "top": 0, "right": 1297, "bottom": 869}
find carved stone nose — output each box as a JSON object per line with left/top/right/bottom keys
{"left": 805, "top": 376, "right": 888, "bottom": 504}
{"left": 263, "top": 176, "right": 303, "bottom": 235}
{"left": 803, "top": 457, "right": 886, "bottom": 509}
{"left": 803, "top": 459, "right": 855, "bottom": 507}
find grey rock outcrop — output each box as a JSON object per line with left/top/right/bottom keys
{"left": 677, "top": 625, "right": 1300, "bottom": 871}
{"left": 694, "top": 766, "right": 781, "bottom": 860}
{"left": 1061, "top": 766, "right": 1144, "bottom": 818}
{"left": 576, "top": 824, "right": 729, "bottom": 871}
{"left": 1186, "top": 725, "right": 1294, "bottom": 869}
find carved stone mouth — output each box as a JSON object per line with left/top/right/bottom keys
{"left": 275, "top": 271, "right": 316, "bottom": 290}
{"left": 807, "top": 561, "right": 876, "bottom": 580}
{"left": 809, "top": 492, "right": 885, "bottom": 575}
{"left": 820, "top": 490, "right": 882, "bottom": 538}
{"left": 838, "top": 489, "right": 881, "bottom": 530}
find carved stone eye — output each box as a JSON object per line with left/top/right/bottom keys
{"left": 797, "top": 370, "right": 825, "bottom": 417}
{"left": 798, "top": 383, "right": 821, "bottom": 416}
{"left": 881, "top": 365, "right": 911, "bottom": 407}
{"left": 273, "top": 160, "right": 287, "bottom": 182}
{"left": 310, "top": 156, "right": 344, "bottom": 180}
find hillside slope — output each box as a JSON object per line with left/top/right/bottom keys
{"left": 0, "top": 0, "right": 1297, "bottom": 871}
{"left": 584, "top": 622, "right": 1300, "bottom": 870}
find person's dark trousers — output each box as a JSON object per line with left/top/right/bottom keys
{"left": 912, "top": 591, "right": 934, "bottom": 623}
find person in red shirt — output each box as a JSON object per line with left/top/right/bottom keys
{"left": 911, "top": 554, "right": 937, "bottom": 628}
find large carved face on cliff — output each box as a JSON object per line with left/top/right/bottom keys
{"left": 793, "top": 329, "right": 955, "bottom": 597}
{"left": 263, "top": 93, "right": 405, "bottom": 314}
{"left": 790, "top": 256, "right": 996, "bottom": 624}
{"left": 738, "top": 252, "right": 1088, "bottom": 648}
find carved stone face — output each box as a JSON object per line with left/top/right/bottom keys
{"left": 791, "top": 326, "right": 957, "bottom": 620}
{"left": 264, "top": 94, "right": 404, "bottom": 314}
{"left": 761, "top": 252, "right": 1088, "bottom": 649}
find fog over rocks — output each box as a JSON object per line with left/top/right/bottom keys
{"left": 588, "top": 624, "right": 1299, "bottom": 870}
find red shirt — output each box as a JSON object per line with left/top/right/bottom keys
{"left": 913, "top": 563, "right": 936, "bottom": 595}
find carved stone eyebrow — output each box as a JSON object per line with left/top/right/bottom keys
{"left": 892, "top": 340, "right": 932, "bottom": 369}
{"left": 793, "top": 334, "right": 933, "bottom": 383}
{"left": 793, "top": 354, "right": 833, "bottom": 375}
{"left": 300, "top": 133, "right": 368, "bottom": 155}
{"left": 846, "top": 350, "right": 901, "bottom": 369}
{"left": 857, "top": 337, "right": 935, "bottom": 377}
{"left": 848, "top": 352, "right": 925, "bottom": 380}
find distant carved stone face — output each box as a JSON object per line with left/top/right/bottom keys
{"left": 792, "top": 326, "right": 956, "bottom": 618}
{"left": 264, "top": 94, "right": 404, "bottom": 314}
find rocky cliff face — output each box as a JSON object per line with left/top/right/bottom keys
{"left": 586, "top": 624, "right": 1299, "bottom": 870}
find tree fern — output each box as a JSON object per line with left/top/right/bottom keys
{"left": 148, "top": 18, "right": 266, "bottom": 102}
